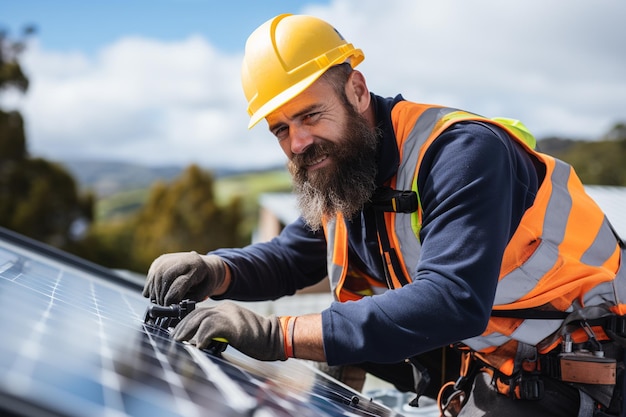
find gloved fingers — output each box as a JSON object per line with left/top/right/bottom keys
{"left": 143, "top": 253, "right": 178, "bottom": 302}
{"left": 142, "top": 252, "right": 225, "bottom": 306}
{"left": 143, "top": 255, "right": 165, "bottom": 299}
{"left": 153, "top": 273, "right": 177, "bottom": 306}
{"left": 171, "top": 307, "right": 203, "bottom": 342}
{"left": 153, "top": 256, "right": 199, "bottom": 305}
{"left": 141, "top": 274, "right": 154, "bottom": 299}
{"left": 173, "top": 307, "right": 227, "bottom": 349}
{"left": 144, "top": 273, "right": 172, "bottom": 304}
{"left": 172, "top": 302, "right": 286, "bottom": 361}
{"left": 162, "top": 273, "right": 196, "bottom": 306}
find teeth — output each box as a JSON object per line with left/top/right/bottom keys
{"left": 308, "top": 155, "right": 327, "bottom": 166}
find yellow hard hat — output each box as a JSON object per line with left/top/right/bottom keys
{"left": 241, "top": 14, "right": 364, "bottom": 129}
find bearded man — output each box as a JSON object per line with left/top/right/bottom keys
{"left": 143, "top": 14, "right": 626, "bottom": 417}
{"left": 285, "top": 63, "right": 379, "bottom": 231}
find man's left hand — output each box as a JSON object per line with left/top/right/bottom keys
{"left": 173, "top": 301, "right": 287, "bottom": 361}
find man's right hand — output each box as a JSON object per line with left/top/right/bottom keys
{"left": 142, "top": 251, "right": 227, "bottom": 306}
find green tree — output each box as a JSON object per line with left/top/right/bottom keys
{"left": 602, "top": 122, "right": 626, "bottom": 142}
{"left": 0, "top": 109, "right": 26, "bottom": 159}
{"left": 1, "top": 158, "right": 90, "bottom": 246}
{"left": 77, "top": 218, "right": 136, "bottom": 272}
{"left": 0, "top": 25, "right": 32, "bottom": 92}
{"left": 0, "top": 24, "right": 94, "bottom": 248}
{"left": 0, "top": 26, "right": 30, "bottom": 161}
{"left": 131, "top": 164, "right": 245, "bottom": 272}
{"left": 549, "top": 123, "right": 626, "bottom": 186}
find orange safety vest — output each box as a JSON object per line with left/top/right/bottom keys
{"left": 323, "top": 102, "right": 626, "bottom": 373}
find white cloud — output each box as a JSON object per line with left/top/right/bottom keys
{"left": 11, "top": 35, "right": 283, "bottom": 169}
{"left": 305, "top": 0, "right": 626, "bottom": 138}
{"left": 6, "top": 0, "right": 626, "bottom": 169}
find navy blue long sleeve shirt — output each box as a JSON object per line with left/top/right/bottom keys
{"left": 213, "top": 94, "right": 540, "bottom": 366}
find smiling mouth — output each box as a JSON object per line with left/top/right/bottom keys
{"left": 306, "top": 154, "right": 329, "bottom": 169}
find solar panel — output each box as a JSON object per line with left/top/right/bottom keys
{"left": 0, "top": 227, "right": 402, "bottom": 417}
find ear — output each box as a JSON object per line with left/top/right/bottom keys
{"left": 345, "top": 70, "right": 370, "bottom": 114}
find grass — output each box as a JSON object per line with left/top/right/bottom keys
{"left": 95, "top": 188, "right": 151, "bottom": 222}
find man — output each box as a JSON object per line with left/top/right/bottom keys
{"left": 143, "top": 14, "right": 625, "bottom": 416}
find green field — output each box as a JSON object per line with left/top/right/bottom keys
{"left": 96, "top": 169, "right": 293, "bottom": 237}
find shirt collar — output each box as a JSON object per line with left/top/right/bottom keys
{"left": 371, "top": 93, "right": 405, "bottom": 185}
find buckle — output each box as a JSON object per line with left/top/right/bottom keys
{"left": 518, "top": 375, "right": 544, "bottom": 400}
{"left": 438, "top": 382, "right": 466, "bottom": 417}
{"left": 606, "top": 315, "right": 626, "bottom": 338}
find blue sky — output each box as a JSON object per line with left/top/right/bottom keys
{"left": 3, "top": 1, "right": 329, "bottom": 54}
{"left": 1, "top": 0, "right": 626, "bottom": 169}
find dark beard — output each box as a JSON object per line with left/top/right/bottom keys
{"left": 288, "top": 107, "right": 379, "bottom": 231}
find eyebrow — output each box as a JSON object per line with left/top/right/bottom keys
{"left": 268, "top": 103, "right": 325, "bottom": 132}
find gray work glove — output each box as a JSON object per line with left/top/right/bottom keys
{"left": 173, "top": 301, "right": 287, "bottom": 361}
{"left": 142, "top": 251, "right": 226, "bottom": 306}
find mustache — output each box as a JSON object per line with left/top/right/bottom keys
{"left": 291, "top": 141, "right": 334, "bottom": 169}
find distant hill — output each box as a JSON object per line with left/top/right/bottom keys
{"left": 59, "top": 160, "right": 183, "bottom": 197}
{"left": 59, "top": 159, "right": 287, "bottom": 197}
{"left": 536, "top": 137, "right": 580, "bottom": 157}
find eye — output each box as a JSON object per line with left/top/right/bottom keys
{"left": 303, "top": 112, "right": 321, "bottom": 123}
{"left": 273, "top": 125, "right": 288, "bottom": 140}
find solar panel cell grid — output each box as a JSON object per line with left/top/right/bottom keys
{"left": 0, "top": 230, "right": 401, "bottom": 417}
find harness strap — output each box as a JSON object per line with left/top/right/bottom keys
{"left": 579, "top": 390, "right": 597, "bottom": 417}
{"left": 606, "top": 315, "right": 626, "bottom": 347}
{"left": 491, "top": 304, "right": 626, "bottom": 351}
{"left": 368, "top": 186, "right": 418, "bottom": 289}
{"left": 515, "top": 342, "right": 538, "bottom": 373}
{"left": 437, "top": 351, "right": 478, "bottom": 417}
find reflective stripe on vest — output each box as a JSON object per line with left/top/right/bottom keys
{"left": 324, "top": 215, "right": 352, "bottom": 301}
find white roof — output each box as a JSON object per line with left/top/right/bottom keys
{"left": 584, "top": 185, "right": 626, "bottom": 241}
{"left": 258, "top": 192, "right": 299, "bottom": 225}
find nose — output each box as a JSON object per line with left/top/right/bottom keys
{"left": 289, "top": 125, "right": 315, "bottom": 155}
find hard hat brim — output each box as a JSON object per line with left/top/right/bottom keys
{"left": 247, "top": 68, "right": 325, "bottom": 129}
{"left": 247, "top": 51, "right": 364, "bottom": 129}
